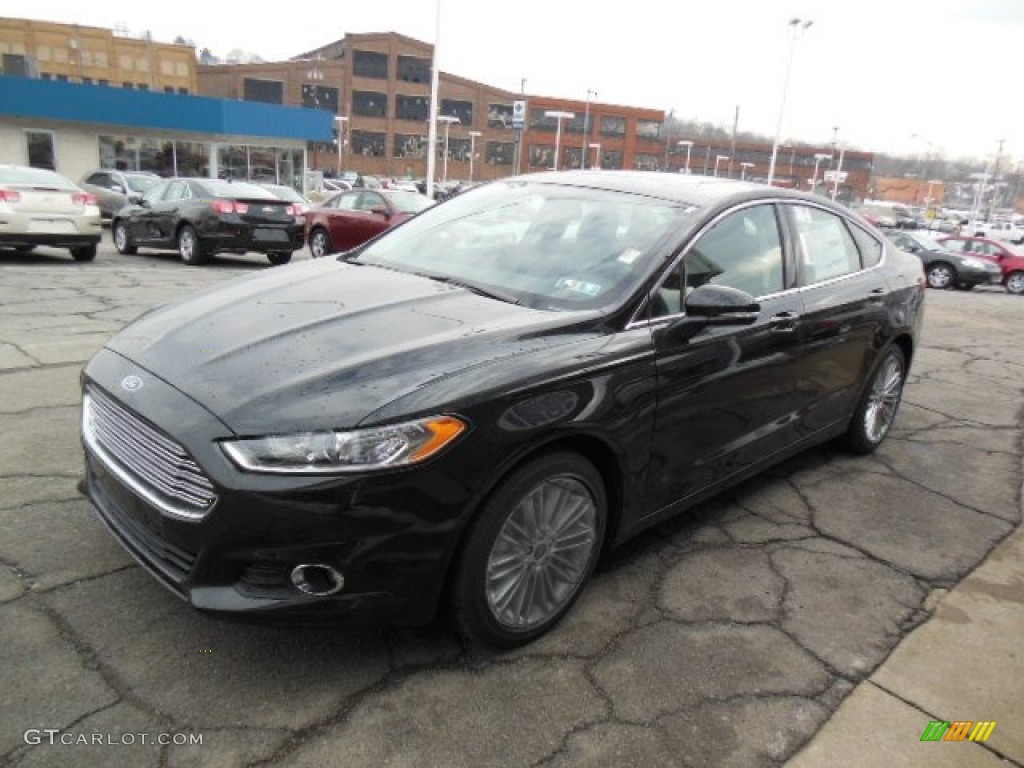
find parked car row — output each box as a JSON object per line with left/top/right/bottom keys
{"left": 887, "top": 230, "right": 1024, "bottom": 295}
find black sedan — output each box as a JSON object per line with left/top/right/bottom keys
{"left": 111, "top": 178, "right": 304, "bottom": 266}
{"left": 886, "top": 229, "right": 1002, "bottom": 290}
{"left": 81, "top": 172, "right": 924, "bottom": 648}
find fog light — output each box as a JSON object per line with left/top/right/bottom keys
{"left": 289, "top": 564, "right": 345, "bottom": 596}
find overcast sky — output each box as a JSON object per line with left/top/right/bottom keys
{"left": 12, "top": 0, "right": 1023, "bottom": 164}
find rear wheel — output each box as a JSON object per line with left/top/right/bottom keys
{"left": 450, "top": 452, "right": 606, "bottom": 648}
{"left": 842, "top": 346, "right": 906, "bottom": 455}
{"left": 70, "top": 244, "right": 97, "bottom": 262}
{"left": 309, "top": 228, "right": 331, "bottom": 258}
{"left": 925, "top": 262, "right": 955, "bottom": 289}
{"left": 112, "top": 221, "right": 136, "bottom": 255}
{"left": 1005, "top": 271, "right": 1024, "bottom": 296}
{"left": 177, "top": 225, "right": 207, "bottom": 266}
{"left": 267, "top": 251, "right": 292, "bottom": 265}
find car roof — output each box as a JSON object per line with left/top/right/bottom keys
{"left": 507, "top": 169, "right": 818, "bottom": 208}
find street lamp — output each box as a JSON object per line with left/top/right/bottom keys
{"left": 740, "top": 162, "right": 754, "bottom": 180}
{"left": 925, "top": 179, "right": 942, "bottom": 209}
{"left": 436, "top": 115, "right": 459, "bottom": 184}
{"left": 810, "top": 152, "right": 830, "bottom": 193}
{"left": 333, "top": 115, "right": 348, "bottom": 176}
{"left": 545, "top": 110, "right": 575, "bottom": 171}
{"left": 581, "top": 89, "right": 597, "bottom": 169}
{"left": 831, "top": 144, "right": 846, "bottom": 201}
{"left": 767, "top": 18, "right": 814, "bottom": 186}
{"left": 677, "top": 140, "right": 694, "bottom": 174}
{"left": 589, "top": 142, "right": 601, "bottom": 169}
{"left": 468, "top": 129, "right": 482, "bottom": 182}
{"left": 714, "top": 154, "right": 729, "bottom": 177}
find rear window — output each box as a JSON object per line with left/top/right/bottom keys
{"left": 125, "top": 175, "right": 159, "bottom": 193}
{"left": 0, "top": 166, "right": 77, "bottom": 189}
{"left": 195, "top": 180, "right": 276, "bottom": 199}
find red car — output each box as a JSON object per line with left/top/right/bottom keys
{"left": 937, "top": 236, "right": 1024, "bottom": 295}
{"left": 306, "top": 189, "right": 434, "bottom": 257}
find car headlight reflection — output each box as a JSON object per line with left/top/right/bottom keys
{"left": 221, "top": 415, "right": 467, "bottom": 473}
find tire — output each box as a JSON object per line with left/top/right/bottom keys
{"left": 112, "top": 221, "right": 136, "bottom": 255}
{"left": 267, "top": 251, "right": 292, "bottom": 265}
{"left": 954, "top": 282, "right": 975, "bottom": 291}
{"left": 177, "top": 224, "right": 207, "bottom": 266}
{"left": 309, "top": 228, "right": 331, "bottom": 258}
{"left": 842, "top": 345, "right": 906, "bottom": 455}
{"left": 450, "top": 452, "right": 607, "bottom": 649}
{"left": 70, "top": 244, "right": 97, "bottom": 262}
{"left": 925, "top": 262, "right": 955, "bottom": 289}
{"left": 1005, "top": 271, "right": 1024, "bottom": 296}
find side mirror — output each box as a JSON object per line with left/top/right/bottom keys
{"left": 128, "top": 193, "right": 144, "bottom": 204}
{"left": 684, "top": 284, "right": 760, "bottom": 323}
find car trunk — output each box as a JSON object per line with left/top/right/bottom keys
{"left": 3, "top": 184, "right": 87, "bottom": 233}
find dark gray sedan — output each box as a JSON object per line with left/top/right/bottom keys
{"left": 887, "top": 230, "right": 1002, "bottom": 290}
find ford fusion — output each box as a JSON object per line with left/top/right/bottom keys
{"left": 81, "top": 171, "right": 924, "bottom": 648}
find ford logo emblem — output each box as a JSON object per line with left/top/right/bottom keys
{"left": 121, "top": 375, "right": 144, "bottom": 392}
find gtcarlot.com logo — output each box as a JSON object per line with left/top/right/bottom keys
{"left": 24, "top": 729, "right": 202, "bottom": 746}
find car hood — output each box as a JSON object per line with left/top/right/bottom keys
{"left": 106, "top": 258, "right": 597, "bottom": 434}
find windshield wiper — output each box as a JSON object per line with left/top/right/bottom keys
{"left": 416, "top": 271, "right": 522, "bottom": 305}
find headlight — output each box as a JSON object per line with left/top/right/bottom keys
{"left": 960, "top": 257, "right": 988, "bottom": 269}
{"left": 221, "top": 415, "right": 467, "bottom": 474}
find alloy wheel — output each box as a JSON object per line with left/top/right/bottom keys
{"left": 864, "top": 353, "right": 904, "bottom": 444}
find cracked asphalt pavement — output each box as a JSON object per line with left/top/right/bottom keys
{"left": 1, "top": 239, "right": 1021, "bottom": 767}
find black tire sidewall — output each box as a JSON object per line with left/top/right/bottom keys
{"left": 843, "top": 345, "right": 906, "bottom": 454}
{"left": 178, "top": 225, "right": 205, "bottom": 265}
{"left": 926, "top": 263, "right": 954, "bottom": 289}
{"left": 311, "top": 229, "right": 330, "bottom": 258}
{"left": 451, "top": 452, "right": 607, "bottom": 649}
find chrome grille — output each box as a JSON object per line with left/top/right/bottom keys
{"left": 83, "top": 386, "right": 217, "bottom": 520}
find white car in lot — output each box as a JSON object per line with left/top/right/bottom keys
{"left": 965, "top": 219, "right": 1024, "bottom": 245}
{"left": 0, "top": 165, "right": 102, "bottom": 261}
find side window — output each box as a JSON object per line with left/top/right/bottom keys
{"left": 335, "top": 193, "right": 361, "bottom": 211}
{"left": 849, "top": 223, "right": 883, "bottom": 267}
{"left": 86, "top": 172, "right": 110, "bottom": 187}
{"left": 684, "top": 204, "right": 784, "bottom": 298}
{"left": 790, "top": 205, "right": 862, "bottom": 285}
{"left": 358, "top": 192, "right": 385, "bottom": 211}
{"left": 941, "top": 239, "right": 966, "bottom": 253}
{"left": 887, "top": 232, "right": 911, "bottom": 251}
{"left": 650, "top": 262, "right": 684, "bottom": 319}
{"left": 163, "top": 181, "right": 188, "bottom": 202}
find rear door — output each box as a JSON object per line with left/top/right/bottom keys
{"left": 782, "top": 202, "right": 889, "bottom": 431}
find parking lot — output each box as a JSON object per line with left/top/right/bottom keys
{"left": 2, "top": 233, "right": 1022, "bottom": 767}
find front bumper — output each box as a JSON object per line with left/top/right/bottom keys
{"left": 79, "top": 349, "right": 470, "bottom": 626}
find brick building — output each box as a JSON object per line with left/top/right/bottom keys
{"left": 0, "top": 16, "right": 197, "bottom": 94}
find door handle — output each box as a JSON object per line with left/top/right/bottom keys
{"left": 867, "top": 287, "right": 885, "bottom": 305}
{"left": 768, "top": 311, "right": 799, "bottom": 332}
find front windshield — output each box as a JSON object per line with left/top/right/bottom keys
{"left": 353, "top": 181, "right": 691, "bottom": 310}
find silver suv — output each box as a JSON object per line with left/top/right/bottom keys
{"left": 78, "top": 170, "right": 161, "bottom": 219}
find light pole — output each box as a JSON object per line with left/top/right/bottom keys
{"left": 589, "top": 142, "right": 601, "bottom": 169}
{"left": 333, "top": 115, "right": 348, "bottom": 176}
{"left": 810, "top": 152, "right": 830, "bottom": 193}
{"left": 677, "top": 140, "right": 693, "bottom": 173}
{"left": 581, "top": 89, "right": 597, "bottom": 169}
{"left": 925, "top": 179, "right": 942, "bottom": 209}
{"left": 436, "top": 115, "right": 459, "bottom": 184}
{"left": 740, "top": 162, "right": 754, "bottom": 180}
{"left": 767, "top": 18, "right": 814, "bottom": 186}
{"left": 545, "top": 110, "right": 575, "bottom": 171}
{"left": 714, "top": 154, "right": 729, "bottom": 177}
{"left": 468, "top": 129, "right": 481, "bottom": 182}
{"left": 831, "top": 144, "right": 846, "bottom": 201}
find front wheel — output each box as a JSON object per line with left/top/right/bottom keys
{"left": 450, "top": 452, "right": 606, "bottom": 649}
{"left": 842, "top": 346, "right": 906, "bottom": 455}
{"left": 1005, "top": 271, "right": 1024, "bottom": 296}
{"left": 112, "top": 221, "right": 136, "bottom": 255}
{"left": 177, "top": 225, "right": 207, "bottom": 266}
{"left": 267, "top": 251, "right": 292, "bottom": 265}
{"left": 309, "top": 228, "right": 331, "bottom": 258}
{"left": 925, "top": 262, "right": 955, "bottom": 289}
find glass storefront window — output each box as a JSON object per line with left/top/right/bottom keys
{"left": 486, "top": 141, "right": 514, "bottom": 165}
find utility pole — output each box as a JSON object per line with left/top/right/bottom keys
{"left": 728, "top": 104, "right": 739, "bottom": 178}
{"left": 513, "top": 77, "right": 526, "bottom": 175}
{"left": 989, "top": 138, "right": 1005, "bottom": 217}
